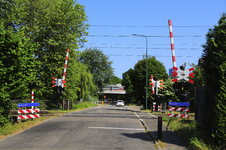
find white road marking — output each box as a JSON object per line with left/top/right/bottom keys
{"left": 88, "top": 127, "right": 144, "bottom": 131}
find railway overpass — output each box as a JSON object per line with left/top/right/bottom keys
{"left": 98, "top": 84, "right": 126, "bottom": 95}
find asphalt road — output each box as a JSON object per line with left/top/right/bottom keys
{"left": 0, "top": 105, "right": 155, "bottom": 150}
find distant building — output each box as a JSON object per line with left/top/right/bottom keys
{"left": 100, "top": 84, "right": 126, "bottom": 94}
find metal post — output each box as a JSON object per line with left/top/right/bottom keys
{"left": 63, "top": 99, "right": 64, "bottom": 110}
{"left": 132, "top": 34, "right": 148, "bottom": 110}
{"left": 67, "top": 99, "right": 69, "bottom": 111}
{"left": 88, "top": 82, "right": 89, "bottom": 101}
{"left": 156, "top": 80, "right": 158, "bottom": 96}
{"left": 158, "top": 117, "right": 162, "bottom": 139}
{"left": 145, "top": 37, "right": 148, "bottom": 110}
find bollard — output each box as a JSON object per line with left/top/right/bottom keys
{"left": 158, "top": 117, "right": 162, "bottom": 139}
{"left": 102, "top": 101, "right": 103, "bottom": 105}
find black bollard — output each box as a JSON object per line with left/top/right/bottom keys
{"left": 158, "top": 117, "right": 162, "bottom": 139}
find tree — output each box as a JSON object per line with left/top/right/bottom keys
{"left": 158, "top": 78, "right": 179, "bottom": 103}
{"left": 109, "top": 76, "right": 121, "bottom": 84}
{"left": 201, "top": 13, "right": 226, "bottom": 147}
{"left": 1, "top": 0, "right": 91, "bottom": 110}
{"left": 0, "top": 22, "right": 39, "bottom": 126}
{"left": 3, "top": 0, "right": 89, "bottom": 101}
{"left": 79, "top": 48, "right": 114, "bottom": 91}
{"left": 0, "top": 0, "right": 15, "bottom": 13}
{"left": 122, "top": 56, "right": 168, "bottom": 108}
{"left": 122, "top": 68, "right": 135, "bottom": 104}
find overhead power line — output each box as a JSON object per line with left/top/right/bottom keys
{"left": 105, "top": 54, "right": 201, "bottom": 57}
{"left": 89, "top": 25, "right": 212, "bottom": 28}
{"left": 87, "top": 35, "right": 206, "bottom": 37}
{"left": 80, "top": 46, "right": 203, "bottom": 50}
{"left": 85, "top": 43, "right": 203, "bottom": 46}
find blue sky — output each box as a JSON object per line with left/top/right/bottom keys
{"left": 76, "top": 0, "right": 226, "bottom": 79}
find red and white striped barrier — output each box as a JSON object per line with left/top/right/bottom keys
{"left": 17, "top": 89, "right": 40, "bottom": 120}
{"left": 168, "top": 114, "right": 190, "bottom": 118}
{"left": 18, "top": 109, "right": 40, "bottom": 114}
{"left": 62, "top": 49, "right": 69, "bottom": 88}
{"left": 168, "top": 19, "right": 176, "bottom": 67}
{"left": 151, "top": 75, "right": 155, "bottom": 94}
{"left": 18, "top": 114, "right": 40, "bottom": 119}
{"left": 169, "top": 107, "right": 190, "bottom": 112}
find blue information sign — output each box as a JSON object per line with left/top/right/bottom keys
{"left": 169, "top": 102, "right": 190, "bottom": 106}
{"left": 18, "top": 102, "right": 39, "bottom": 107}
{"left": 169, "top": 68, "right": 173, "bottom": 78}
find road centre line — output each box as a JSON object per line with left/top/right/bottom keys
{"left": 88, "top": 127, "right": 144, "bottom": 131}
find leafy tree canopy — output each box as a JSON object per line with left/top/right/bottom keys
{"left": 201, "top": 13, "right": 226, "bottom": 146}
{"left": 122, "top": 56, "right": 168, "bottom": 108}
{"left": 79, "top": 48, "right": 114, "bottom": 91}
{"left": 0, "top": 22, "right": 39, "bottom": 126}
{"left": 109, "top": 76, "right": 121, "bottom": 84}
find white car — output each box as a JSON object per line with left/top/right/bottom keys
{"left": 116, "top": 100, "right": 124, "bottom": 107}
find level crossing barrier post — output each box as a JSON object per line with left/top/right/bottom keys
{"left": 158, "top": 117, "right": 162, "bottom": 139}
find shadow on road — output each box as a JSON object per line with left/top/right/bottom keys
{"left": 121, "top": 132, "right": 153, "bottom": 142}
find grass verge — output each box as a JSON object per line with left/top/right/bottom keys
{"left": 162, "top": 117, "right": 218, "bottom": 150}
{"left": 0, "top": 102, "right": 97, "bottom": 140}
{"left": 0, "top": 116, "right": 57, "bottom": 140}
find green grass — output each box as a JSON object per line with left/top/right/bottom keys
{"left": 0, "top": 116, "right": 57, "bottom": 140}
{"left": 48, "top": 101, "right": 98, "bottom": 113}
{"left": 1, "top": 102, "right": 98, "bottom": 140}
{"left": 157, "top": 140, "right": 164, "bottom": 149}
{"left": 126, "top": 103, "right": 137, "bottom": 106}
{"left": 162, "top": 117, "right": 218, "bottom": 150}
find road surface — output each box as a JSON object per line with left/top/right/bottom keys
{"left": 0, "top": 105, "right": 155, "bottom": 150}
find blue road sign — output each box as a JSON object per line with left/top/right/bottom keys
{"left": 169, "top": 68, "right": 173, "bottom": 78}
{"left": 169, "top": 102, "right": 190, "bottom": 106}
{"left": 18, "top": 102, "right": 39, "bottom": 107}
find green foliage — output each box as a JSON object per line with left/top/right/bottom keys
{"left": 72, "top": 101, "right": 97, "bottom": 110}
{"left": 201, "top": 13, "right": 226, "bottom": 147}
{"left": 122, "top": 56, "right": 168, "bottom": 108}
{"left": 122, "top": 68, "right": 135, "bottom": 103}
{"left": 109, "top": 75, "right": 121, "bottom": 84}
{"left": 0, "top": 0, "right": 95, "bottom": 125}
{"left": 188, "top": 63, "right": 205, "bottom": 112}
{"left": 0, "top": 0, "right": 15, "bottom": 14}
{"left": 2, "top": 0, "right": 90, "bottom": 102}
{"left": 0, "top": 22, "right": 39, "bottom": 126}
{"left": 79, "top": 48, "right": 114, "bottom": 91}
{"left": 158, "top": 78, "right": 179, "bottom": 103}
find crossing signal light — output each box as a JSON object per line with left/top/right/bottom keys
{"left": 159, "top": 79, "right": 163, "bottom": 89}
{"left": 52, "top": 77, "right": 56, "bottom": 87}
{"left": 157, "top": 79, "right": 164, "bottom": 89}
{"left": 64, "top": 102, "right": 72, "bottom": 110}
{"left": 173, "top": 82, "right": 191, "bottom": 102}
